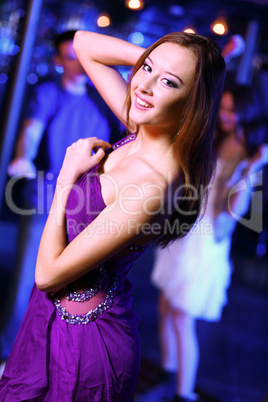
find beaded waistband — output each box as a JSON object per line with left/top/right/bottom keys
{"left": 52, "top": 265, "right": 119, "bottom": 325}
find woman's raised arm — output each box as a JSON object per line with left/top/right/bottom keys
{"left": 73, "top": 31, "right": 145, "bottom": 128}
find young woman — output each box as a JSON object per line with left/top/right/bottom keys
{"left": 0, "top": 31, "right": 226, "bottom": 401}
{"left": 151, "top": 83, "right": 268, "bottom": 402}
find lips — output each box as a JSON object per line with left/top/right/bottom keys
{"left": 135, "top": 94, "right": 153, "bottom": 109}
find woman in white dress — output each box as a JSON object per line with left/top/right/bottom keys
{"left": 151, "top": 83, "right": 268, "bottom": 402}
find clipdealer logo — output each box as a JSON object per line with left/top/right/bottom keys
{"left": 228, "top": 170, "right": 263, "bottom": 233}
{"left": 5, "top": 169, "right": 264, "bottom": 235}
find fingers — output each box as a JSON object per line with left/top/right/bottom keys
{"left": 91, "top": 138, "right": 112, "bottom": 149}
{"left": 93, "top": 146, "right": 106, "bottom": 162}
{"left": 89, "top": 138, "right": 112, "bottom": 156}
{"left": 70, "top": 137, "right": 111, "bottom": 151}
{"left": 62, "top": 137, "right": 110, "bottom": 182}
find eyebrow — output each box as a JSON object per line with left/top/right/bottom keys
{"left": 147, "top": 56, "right": 184, "bottom": 85}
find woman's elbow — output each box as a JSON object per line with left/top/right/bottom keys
{"left": 35, "top": 268, "right": 49, "bottom": 292}
{"left": 73, "top": 30, "right": 87, "bottom": 55}
{"left": 35, "top": 265, "right": 58, "bottom": 292}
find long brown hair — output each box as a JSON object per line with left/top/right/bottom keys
{"left": 125, "top": 32, "right": 226, "bottom": 245}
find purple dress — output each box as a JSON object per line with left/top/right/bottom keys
{"left": 0, "top": 134, "right": 145, "bottom": 401}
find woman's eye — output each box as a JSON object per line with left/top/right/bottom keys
{"left": 163, "top": 78, "right": 175, "bottom": 87}
{"left": 142, "top": 63, "right": 151, "bottom": 72}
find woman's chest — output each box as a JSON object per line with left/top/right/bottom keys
{"left": 98, "top": 158, "right": 145, "bottom": 207}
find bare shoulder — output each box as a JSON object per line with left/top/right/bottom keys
{"left": 100, "top": 141, "right": 179, "bottom": 219}
{"left": 119, "top": 157, "right": 177, "bottom": 216}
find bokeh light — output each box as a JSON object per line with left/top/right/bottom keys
{"left": 211, "top": 17, "right": 228, "bottom": 35}
{"left": 97, "top": 13, "right": 111, "bottom": 28}
{"left": 125, "top": 0, "right": 144, "bottom": 11}
{"left": 27, "top": 73, "right": 38, "bottom": 85}
{"left": 129, "top": 31, "right": 144, "bottom": 45}
{"left": 184, "top": 28, "right": 196, "bottom": 34}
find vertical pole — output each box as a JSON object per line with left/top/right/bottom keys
{"left": 236, "top": 20, "right": 260, "bottom": 86}
{"left": 0, "top": 0, "right": 43, "bottom": 214}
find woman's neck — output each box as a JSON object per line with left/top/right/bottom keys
{"left": 130, "top": 126, "right": 175, "bottom": 156}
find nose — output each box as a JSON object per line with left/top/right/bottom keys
{"left": 138, "top": 76, "right": 154, "bottom": 95}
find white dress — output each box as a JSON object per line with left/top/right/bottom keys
{"left": 151, "top": 147, "right": 248, "bottom": 321}
{"left": 151, "top": 216, "right": 232, "bottom": 321}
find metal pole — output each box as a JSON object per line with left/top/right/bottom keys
{"left": 236, "top": 20, "right": 260, "bottom": 86}
{"left": 0, "top": 0, "right": 43, "bottom": 214}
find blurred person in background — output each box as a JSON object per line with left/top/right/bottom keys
{"left": 0, "top": 30, "right": 115, "bottom": 375}
{"left": 150, "top": 81, "right": 268, "bottom": 402}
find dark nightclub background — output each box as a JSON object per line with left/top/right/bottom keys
{"left": 0, "top": 1, "right": 268, "bottom": 401}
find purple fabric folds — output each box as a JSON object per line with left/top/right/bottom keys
{"left": 0, "top": 134, "right": 144, "bottom": 401}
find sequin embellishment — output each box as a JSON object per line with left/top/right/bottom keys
{"left": 52, "top": 266, "right": 119, "bottom": 325}
{"left": 65, "top": 272, "right": 104, "bottom": 302}
{"left": 112, "top": 134, "right": 136, "bottom": 149}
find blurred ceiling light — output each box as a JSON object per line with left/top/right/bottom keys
{"left": 129, "top": 31, "right": 144, "bottom": 45}
{"left": 211, "top": 17, "right": 228, "bottom": 35}
{"left": 184, "top": 27, "right": 196, "bottom": 34}
{"left": 97, "top": 13, "right": 111, "bottom": 28}
{"left": 168, "top": 5, "right": 185, "bottom": 17}
{"left": 126, "top": 0, "right": 144, "bottom": 10}
{"left": 27, "top": 73, "right": 38, "bottom": 85}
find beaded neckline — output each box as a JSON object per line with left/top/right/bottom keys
{"left": 96, "top": 133, "right": 136, "bottom": 177}
{"left": 111, "top": 133, "right": 136, "bottom": 150}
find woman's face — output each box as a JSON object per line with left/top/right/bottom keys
{"left": 129, "top": 42, "right": 196, "bottom": 134}
{"left": 219, "top": 91, "right": 238, "bottom": 133}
